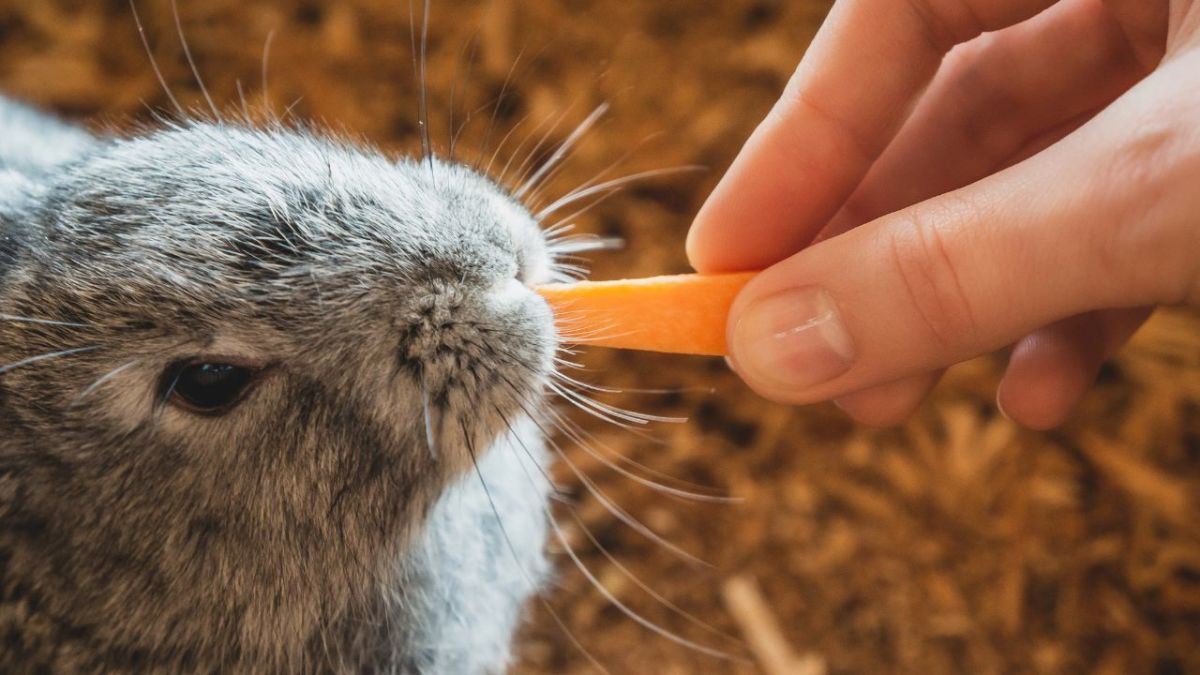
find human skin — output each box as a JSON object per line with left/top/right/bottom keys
{"left": 688, "top": 0, "right": 1200, "bottom": 429}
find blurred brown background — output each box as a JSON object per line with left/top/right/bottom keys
{"left": 2, "top": 1, "right": 1198, "bottom": 673}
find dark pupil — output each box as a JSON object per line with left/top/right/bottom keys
{"left": 173, "top": 363, "right": 253, "bottom": 411}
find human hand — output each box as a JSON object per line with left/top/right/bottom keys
{"left": 687, "top": 0, "right": 1200, "bottom": 428}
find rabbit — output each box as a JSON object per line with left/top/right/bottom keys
{"left": 0, "top": 93, "right": 563, "bottom": 673}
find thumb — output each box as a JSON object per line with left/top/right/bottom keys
{"left": 724, "top": 70, "right": 1199, "bottom": 404}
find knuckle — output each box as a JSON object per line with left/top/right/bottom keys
{"left": 1103, "top": 115, "right": 1181, "bottom": 198}
{"left": 1093, "top": 111, "right": 1200, "bottom": 304}
{"left": 776, "top": 81, "right": 878, "bottom": 166}
{"left": 887, "top": 201, "right": 981, "bottom": 350}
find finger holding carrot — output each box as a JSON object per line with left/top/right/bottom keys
{"left": 687, "top": 0, "right": 1199, "bottom": 429}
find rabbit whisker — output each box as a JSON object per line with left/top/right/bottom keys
{"left": 541, "top": 221, "right": 576, "bottom": 240}
{"left": 170, "top": 0, "right": 221, "bottom": 122}
{"left": 546, "top": 233, "right": 625, "bottom": 255}
{"left": 261, "top": 29, "right": 277, "bottom": 117}
{"left": 508, "top": 104, "right": 576, "bottom": 190}
{"left": 475, "top": 47, "right": 526, "bottom": 173}
{"left": 129, "top": 0, "right": 185, "bottom": 118}
{"left": 540, "top": 401, "right": 734, "bottom": 503}
{"left": 495, "top": 109, "right": 553, "bottom": 184}
{"left": 555, "top": 378, "right": 688, "bottom": 424}
{"left": 500, "top": 409, "right": 744, "bottom": 657}
{"left": 492, "top": 403, "right": 569, "bottom": 502}
{"left": 538, "top": 417, "right": 710, "bottom": 567}
{"left": 0, "top": 314, "right": 91, "bottom": 328}
{"left": 0, "top": 345, "right": 101, "bottom": 375}
{"left": 419, "top": 366, "right": 438, "bottom": 461}
{"left": 515, "top": 103, "right": 609, "bottom": 199}
{"left": 235, "top": 79, "right": 251, "bottom": 121}
{"left": 73, "top": 358, "right": 142, "bottom": 403}
{"left": 560, "top": 506, "right": 743, "bottom": 650}
{"left": 541, "top": 475, "right": 737, "bottom": 661}
{"left": 447, "top": 28, "right": 480, "bottom": 162}
{"left": 484, "top": 108, "right": 533, "bottom": 180}
{"left": 458, "top": 416, "right": 610, "bottom": 675}
{"left": 525, "top": 130, "right": 659, "bottom": 210}
{"left": 537, "top": 166, "right": 704, "bottom": 220}
{"left": 485, "top": 361, "right": 728, "bottom": 503}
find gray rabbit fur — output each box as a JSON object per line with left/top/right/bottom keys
{"left": 0, "top": 95, "right": 558, "bottom": 673}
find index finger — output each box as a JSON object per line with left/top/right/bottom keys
{"left": 687, "top": 0, "right": 1059, "bottom": 273}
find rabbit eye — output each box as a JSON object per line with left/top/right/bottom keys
{"left": 164, "top": 362, "right": 257, "bottom": 414}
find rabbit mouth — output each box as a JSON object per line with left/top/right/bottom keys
{"left": 405, "top": 352, "right": 549, "bottom": 481}
{"left": 393, "top": 280, "right": 555, "bottom": 468}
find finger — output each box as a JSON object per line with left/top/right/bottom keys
{"left": 833, "top": 372, "right": 943, "bottom": 427}
{"left": 688, "top": 0, "right": 1060, "bottom": 273}
{"left": 822, "top": 0, "right": 1155, "bottom": 239}
{"left": 724, "top": 61, "right": 1200, "bottom": 404}
{"left": 1102, "top": 0, "right": 1170, "bottom": 69}
{"left": 997, "top": 307, "right": 1152, "bottom": 429}
{"left": 812, "top": 0, "right": 1150, "bottom": 425}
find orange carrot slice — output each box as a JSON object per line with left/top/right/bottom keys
{"left": 536, "top": 272, "right": 756, "bottom": 356}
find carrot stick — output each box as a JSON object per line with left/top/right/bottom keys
{"left": 535, "top": 272, "right": 756, "bottom": 356}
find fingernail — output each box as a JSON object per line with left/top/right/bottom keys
{"left": 732, "top": 287, "right": 855, "bottom": 391}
